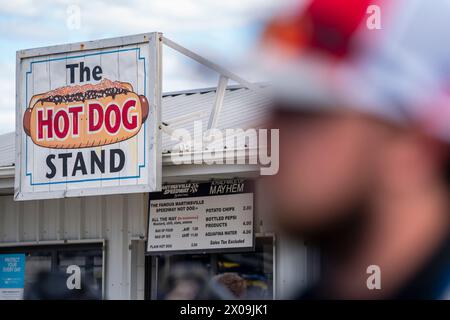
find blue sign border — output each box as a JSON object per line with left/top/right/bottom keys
{"left": 24, "top": 47, "right": 147, "bottom": 185}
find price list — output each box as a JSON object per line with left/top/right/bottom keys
{"left": 147, "top": 190, "right": 254, "bottom": 253}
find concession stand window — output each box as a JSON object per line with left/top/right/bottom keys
{"left": 145, "top": 236, "right": 274, "bottom": 300}
{"left": 0, "top": 242, "right": 104, "bottom": 299}
{"left": 145, "top": 180, "right": 274, "bottom": 300}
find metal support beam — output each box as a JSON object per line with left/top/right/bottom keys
{"left": 159, "top": 124, "right": 175, "bottom": 137}
{"left": 208, "top": 75, "right": 228, "bottom": 130}
{"left": 162, "top": 36, "right": 259, "bottom": 91}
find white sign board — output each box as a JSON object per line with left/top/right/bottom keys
{"left": 15, "top": 33, "right": 162, "bottom": 200}
{"left": 147, "top": 180, "right": 254, "bottom": 254}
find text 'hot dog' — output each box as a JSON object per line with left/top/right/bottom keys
{"left": 23, "top": 78, "right": 149, "bottom": 149}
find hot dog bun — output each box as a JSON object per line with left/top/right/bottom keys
{"left": 23, "top": 79, "right": 149, "bottom": 149}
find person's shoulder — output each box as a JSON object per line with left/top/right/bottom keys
{"left": 292, "top": 285, "right": 324, "bottom": 300}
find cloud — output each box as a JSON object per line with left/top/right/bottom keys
{"left": 0, "top": 62, "right": 16, "bottom": 134}
{"left": 0, "top": 0, "right": 281, "bottom": 38}
{"left": 0, "top": 0, "right": 289, "bottom": 134}
{"left": 1, "top": 0, "right": 40, "bottom": 17}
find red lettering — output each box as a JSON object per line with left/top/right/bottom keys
{"left": 88, "top": 103, "right": 103, "bottom": 133}
{"left": 105, "top": 104, "right": 121, "bottom": 134}
{"left": 68, "top": 105, "right": 83, "bottom": 136}
{"left": 37, "top": 108, "right": 53, "bottom": 140}
{"left": 36, "top": 98, "right": 142, "bottom": 142}
{"left": 122, "top": 99, "right": 138, "bottom": 131}
{"left": 54, "top": 109, "right": 69, "bottom": 139}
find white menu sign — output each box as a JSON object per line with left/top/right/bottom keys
{"left": 147, "top": 180, "right": 254, "bottom": 254}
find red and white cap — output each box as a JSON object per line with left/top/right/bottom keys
{"left": 261, "top": 0, "right": 450, "bottom": 142}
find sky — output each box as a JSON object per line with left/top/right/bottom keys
{"left": 0, "top": 0, "right": 290, "bottom": 134}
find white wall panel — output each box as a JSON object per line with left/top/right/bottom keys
{"left": 22, "top": 201, "right": 38, "bottom": 241}
{"left": 64, "top": 197, "right": 81, "bottom": 240}
{"left": 0, "top": 193, "right": 147, "bottom": 300}
{"left": 0, "top": 181, "right": 293, "bottom": 300}
{"left": 84, "top": 196, "right": 102, "bottom": 239}
{"left": 41, "top": 199, "right": 59, "bottom": 240}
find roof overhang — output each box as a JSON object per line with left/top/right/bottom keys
{"left": 0, "top": 153, "right": 261, "bottom": 195}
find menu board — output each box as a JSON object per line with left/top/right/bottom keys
{"left": 146, "top": 179, "right": 254, "bottom": 254}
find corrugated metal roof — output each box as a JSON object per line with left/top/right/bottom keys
{"left": 162, "top": 86, "right": 271, "bottom": 153}
{"left": 0, "top": 85, "right": 272, "bottom": 167}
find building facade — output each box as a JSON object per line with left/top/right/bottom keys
{"left": 0, "top": 86, "right": 318, "bottom": 300}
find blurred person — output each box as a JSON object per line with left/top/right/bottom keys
{"left": 260, "top": 0, "right": 450, "bottom": 299}
{"left": 25, "top": 270, "right": 99, "bottom": 300}
{"left": 212, "top": 273, "right": 247, "bottom": 299}
{"left": 162, "top": 263, "right": 211, "bottom": 300}
{"left": 161, "top": 263, "right": 234, "bottom": 300}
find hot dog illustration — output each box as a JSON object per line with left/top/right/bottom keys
{"left": 23, "top": 78, "right": 149, "bottom": 149}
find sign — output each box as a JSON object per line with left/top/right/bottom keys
{"left": 0, "top": 254, "right": 25, "bottom": 300}
{"left": 15, "top": 33, "right": 162, "bottom": 200}
{"left": 146, "top": 179, "right": 254, "bottom": 254}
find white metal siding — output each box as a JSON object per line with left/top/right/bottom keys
{"left": 0, "top": 193, "right": 147, "bottom": 300}
{"left": 0, "top": 180, "right": 314, "bottom": 299}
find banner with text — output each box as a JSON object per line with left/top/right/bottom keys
{"left": 15, "top": 33, "right": 162, "bottom": 200}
